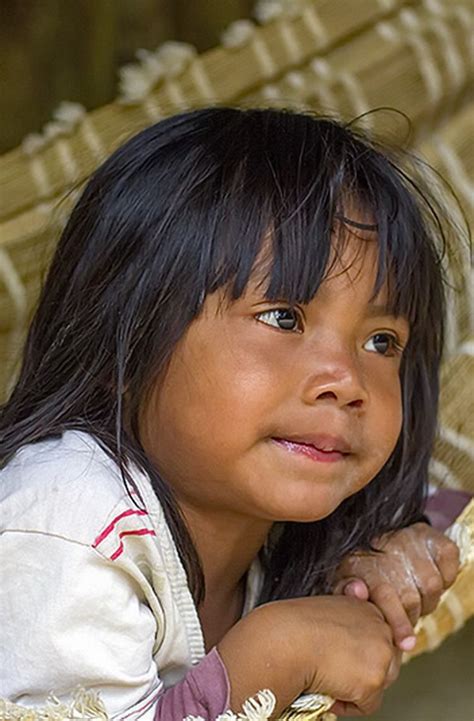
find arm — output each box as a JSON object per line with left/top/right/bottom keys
{"left": 0, "top": 530, "right": 230, "bottom": 721}
{"left": 218, "top": 597, "right": 400, "bottom": 718}
{"left": 153, "top": 648, "right": 230, "bottom": 720}
{"left": 1, "top": 531, "right": 400, "bottom": 720}
{"left": 217, "top": 604, "right": 308, "bottom": 716}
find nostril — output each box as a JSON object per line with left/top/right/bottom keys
{"left": 348, "top": 399, "right": 363, "bottom": 408}
{"left": 317, "top": 391, "right": 338, "bottom": 401}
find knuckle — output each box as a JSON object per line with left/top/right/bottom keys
{"left": 373, "top": 582, "right": 395, "bottom": 604}
{"left": 365, "top": 669, "right": 386, "bottom": 694}
{"left": 425, "top": 575, "right": 443, "bottom": 596}
{"left": 401, "top": 592, "right": 421, "bottom": 612}
{"left": 365, "top": 646, "right": 393, "bottom": 691}
{"left": 441, "top": 541, "right": 460, "bottom": 564}
{"left": 414, "top": 521, "right": 428, "bottom": 531}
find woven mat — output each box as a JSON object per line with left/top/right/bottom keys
{"left": 1, "top": 6, "right": 471, "bottom": 505}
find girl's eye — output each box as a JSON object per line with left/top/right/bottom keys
{"left": 256, "top": 308, "right": 302, "bottom": 332}
{"left": 364, "top": 332, "right": 403, "bottom": 356}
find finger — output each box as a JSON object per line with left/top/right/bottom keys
{"left": 339, "top": 578, "right": 370, "bottom": 600}
{"left": 399, "top": 579, "right": 422, "bottom": 626}
{"left": 331, "top": 691, "right": 384, "bottom": 717}
{"left": 358, "top": 688, "right": 386, "bottom": 716}
{"left": 384, "top": 649, "right": 402, "bottom": 688}
{"left": 330, "top": 700, "right": 365, "bottom": 716}
{"left": 408, "top": 552, "right": 444, "bottom": 616}
{"left": 419, "top": 572, "right": 444, "bottom": 616}
{"left": 370, "top": 583, "right": 417, "bottom": 650}
{"left": 428, "top": 536, "right": 461, "bottom": 589}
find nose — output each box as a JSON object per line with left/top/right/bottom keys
{"left": 301, "top": 349, "right": 368, "bottom": 410}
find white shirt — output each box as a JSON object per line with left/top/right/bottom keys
{"left": 0, "top": 431, "right": 262, "bottom": 719}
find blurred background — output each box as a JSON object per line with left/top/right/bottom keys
{"left": 0, "top": 2, "right": 472, "bottom": 720}
{"left": 0, "top": 0, "right": 256, "bottom": 153}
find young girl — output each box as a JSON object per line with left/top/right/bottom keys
{"left": 0, "top": 107, "right": 461, "bottom": 720}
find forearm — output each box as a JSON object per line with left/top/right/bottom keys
{"left": 217, "top": 604, "right": 306, "bottom": 717}
{"left": 156, "top": 605, "right": 304, "bottom": 720}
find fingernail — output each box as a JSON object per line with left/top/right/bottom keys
{"left": 400, "top": 636, "right": 417, "bottom": 651}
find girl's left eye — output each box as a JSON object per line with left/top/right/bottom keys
{"left": 255, "top": 308, "right": 302, "bottom": 332}
{"left": 364, "top": 332, "right": 403, "bottom": 356}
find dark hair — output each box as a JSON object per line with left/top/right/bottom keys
{"left": 0, "top": 107, "right": 455, "bottom": 603}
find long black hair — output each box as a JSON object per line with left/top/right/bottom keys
{"left": 0, "top": 107, "right": 456, "bottom": 603}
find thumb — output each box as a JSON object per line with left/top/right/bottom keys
{"left": 334, "top": 577, "right": 370, "bottom": 600}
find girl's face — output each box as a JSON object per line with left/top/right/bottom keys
{"left": 140, "top": 232, "right": 409, "bottom": 523}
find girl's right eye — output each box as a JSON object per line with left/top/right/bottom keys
{"left": 255, "top": 308, "right": 303, "bottom": 332}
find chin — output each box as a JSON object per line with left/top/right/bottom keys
{"left": 283, "top": 508, "right": 339, "bottom": 523}
{"left": 265, "top": 494, "right": 343, "bottom": 524}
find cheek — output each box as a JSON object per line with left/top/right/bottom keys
{"left": 384, "top": 378, "right": 403, "bottom": 439}
{"left": 149, "top": 334, "right": 283, "bottom": 456}
{"left": 367, "top": 370, "right": 403, "bottom": 461}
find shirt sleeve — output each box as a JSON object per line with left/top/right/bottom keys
{"left": 154, "top": 647, "right": 230, "bottom": 720}
{"left": 0, "top": 530, "right": 230, "bottom": 721}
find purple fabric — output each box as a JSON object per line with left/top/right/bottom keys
{"left": 425, "top": 488, "right": 472, "bottom": 531}
{"left": 154, "top": 647, "right": 230, "bottom": 720}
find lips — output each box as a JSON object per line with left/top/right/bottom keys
{"left": 271, "top": 433, "right": 352, "bottom": 463}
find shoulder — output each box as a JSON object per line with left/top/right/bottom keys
{"left": 0, "top": 431, "right": 137, "bottom": 545}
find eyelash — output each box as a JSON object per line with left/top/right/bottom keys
{"left": 255, "top": 308, "right": 405, "bottom": 356}
{"left": 255, "top": 307, "right": 303, "bottom": 333}
{"left": 364, "top": 332, "right": 405, "bottom": 357}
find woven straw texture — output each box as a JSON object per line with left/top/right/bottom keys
{"left": 2, "top": 0, "right": 472, "bottom": 491}
{"left": 0, "top": 3, "right": 472, "bottom": 716}
{"left": 406, "top": 499, "right": 474, "bottom": 657}
{"left": 0, "top": 0, "right": 472, "bottom": 397}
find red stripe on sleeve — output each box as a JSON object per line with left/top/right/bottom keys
{"left": 93, "top": 509, "right": 148, "bottom": 547}
{"left": 110, "top": 529, "right": 157, "bottom": 560}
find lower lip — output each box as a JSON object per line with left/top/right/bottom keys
{"left": 272, "top": 438, "right": 347, "bottom": 463}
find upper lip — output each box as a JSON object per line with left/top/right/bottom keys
{"left": 273, "top": 433, "right": 353, "bottom": 454}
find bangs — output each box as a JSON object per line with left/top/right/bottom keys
{"left": 197, "top": 109, "right": 444, "bottom": 340}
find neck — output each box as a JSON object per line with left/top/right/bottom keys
{"left": 179, "top": 501, "right": 272, "bottom": 605}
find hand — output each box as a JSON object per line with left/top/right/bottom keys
{"left": 219, "top": 596, "right": 400, "bottom": 718}
{"left": 333, "top": 523, "right": 460, "bottom": 651}
{"left": 275, "top": 596, "right": 401, "bottom": 717}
